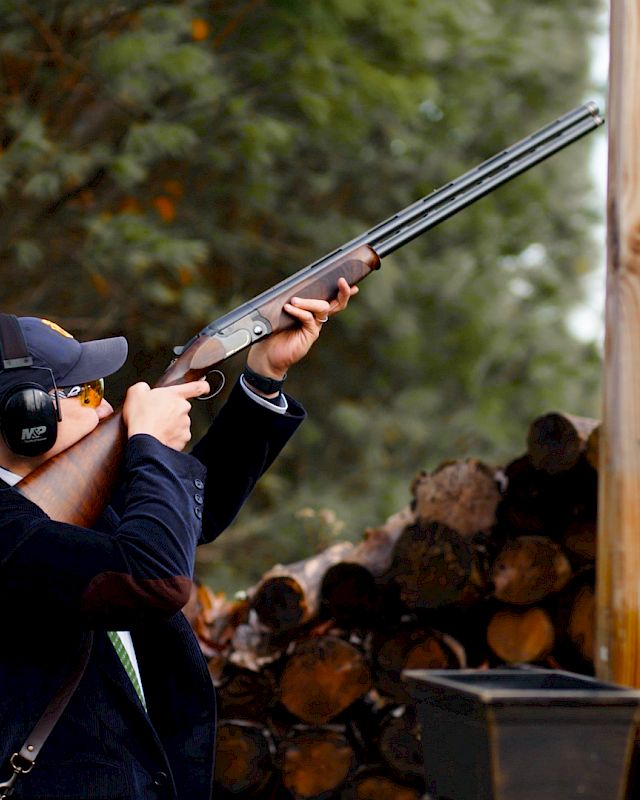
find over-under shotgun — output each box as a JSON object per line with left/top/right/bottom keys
{"left": 16, "top": 103, "right": 604, "bottom": 526}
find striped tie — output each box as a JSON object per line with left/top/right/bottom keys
{"left": 107, "top": 631, "right": 147, "bottom": 710}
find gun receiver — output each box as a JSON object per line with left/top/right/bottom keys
{"left": 16, "top": 103, "right": 604, "bottom": 525}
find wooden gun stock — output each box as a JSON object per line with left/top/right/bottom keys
{"left": 14, "top": 104, "right": 603, "bottom": 525}
{"left": 17, "top": 413, "right": 127, "bottom": 526}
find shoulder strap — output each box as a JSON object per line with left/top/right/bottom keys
{"left": 0, "top": 631, "right": 93, "bottom": 797}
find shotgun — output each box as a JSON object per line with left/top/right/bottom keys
{"left": 16, "top": 102, "right": 604, "bottom": 526}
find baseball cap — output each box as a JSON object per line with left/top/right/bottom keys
{"left": 0, "top": 317, "right": 128, "bottom": 394}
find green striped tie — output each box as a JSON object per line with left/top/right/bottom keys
{"left": 107, "top": 631, "right": 147, "bottom": 711}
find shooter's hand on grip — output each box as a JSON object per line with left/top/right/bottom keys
{"left": 123, "top": 379, "right": 211, "bottom": 450}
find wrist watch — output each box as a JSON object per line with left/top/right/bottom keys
{"left": 243, "top": 364, "right": 287, "bottom": 394}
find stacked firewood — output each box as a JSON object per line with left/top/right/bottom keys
{"left": 184, "top": 411, "right": 600, "bottom": 799}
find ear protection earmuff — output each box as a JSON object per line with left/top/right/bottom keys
{"left": 0, "top": 314, "right": 60, "bottom": 457}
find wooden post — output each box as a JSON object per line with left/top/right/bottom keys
{"left": 596, "top": 0, "right": 640, "bottom": 685}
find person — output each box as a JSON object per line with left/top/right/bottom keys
{"left": 0, "top": 279, "right": 357, "bottom": 800}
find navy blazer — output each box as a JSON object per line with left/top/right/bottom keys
{"left": 0, "top": 380, "right": 304, "bottom": 799}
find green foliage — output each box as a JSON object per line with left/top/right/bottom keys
{"left": 0, "top": 0, "right": 605, "bottom": 593}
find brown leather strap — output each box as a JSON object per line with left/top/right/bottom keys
{"left": 9, "top": 632, "right": 93, "bottom": 775}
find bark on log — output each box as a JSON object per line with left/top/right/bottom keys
{"left": 250, "top": 542, "right": 355, "bottom": 631}
{"left": 490, "top": 535, "right": 572, "bottom": 604}
{"left": 279, "top": 636, "right": 372, "bottom": 725}
{"left": 278, "top": 728, "right": 356, "bottom": 799}
{"left": 320, "top": 507, "right": 414, "bottom": 624}
{"left": 391, "top": 521, "right": 484, "bottom": 609}
{"left": 214, "top": 719, "right": 275, "bottom": 796}
{"left": 373, "top": 625, "right": 466, "bottom": 703}
{"left": 527, "top": 412, "right": 600, "bottom": 474}
{"left": 411, "top": 458, "right": 503, "bottom": 538}
{"left": 486, "top": 607, "right": 555, "bottom": 663}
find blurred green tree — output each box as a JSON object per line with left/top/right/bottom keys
{"left": 0, "top": 0, "right": 604, "bottom": 592}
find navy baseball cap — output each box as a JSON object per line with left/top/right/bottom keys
{"left": 0, "top": 317, "right": 128, "bottom": 393}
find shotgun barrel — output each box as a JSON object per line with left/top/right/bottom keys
{"left": 191, "top": 102, "right": 603, "bottom": 344}
{"left": 375, "top": 111, "right": 603, "bottom": 257}
{"left": 308, "top": 101, "right": 602, "bottom": 265}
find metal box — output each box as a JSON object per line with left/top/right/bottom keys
{"left": 403, "top": 667, "right": 640, "bottom": 800}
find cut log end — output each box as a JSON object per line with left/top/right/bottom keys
{"left": 487, "top": 607, "right": 555, "bottom": 663}
{"left": 214, "top": 720, "right": 275, "bottom": 795}
{"left": 279, "top": 636, "right": 372, "bottom": 725}
{"left": 279, "top": 729, "right": 355, "bottom": 799}
{"left": 321, "top": 563, "right": 379, "bottom": 622}
{"left": 490, "top": 535, "right": 572, "bottom": 605}
{"left": 411, "top": 459, "right": 502, "bottom": 537}
{"left": 527, "top": 412, "right": 599, "bottom": 474}
{"left": 392, "top": 521, "right": 477, "bottom": 609}
{"left": 252, "top": 576, "right": 306, "bottom": 631}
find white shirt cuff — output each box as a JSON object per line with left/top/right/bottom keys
{"left": 240, "top": 375, "right": 289, "bottom": 414}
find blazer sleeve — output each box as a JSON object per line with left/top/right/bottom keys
{"left": 189, "top": 378, "right": 305, "bottom": 543}
{"left": 0, "top": 435, "right": 206, "bottom": 628}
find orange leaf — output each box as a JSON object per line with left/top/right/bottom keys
{"left": 191, "top": 18, "right": 210, "bottom": 41}
{"left": 152, "top": 195, "right": 176, "bottom": 223}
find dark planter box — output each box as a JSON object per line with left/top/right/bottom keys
{"left": 403, "top": 667, "right": 640, "bottom": 800}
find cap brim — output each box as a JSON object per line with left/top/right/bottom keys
{"left": 59, "top": 337, "right": 128, "bottom": 385}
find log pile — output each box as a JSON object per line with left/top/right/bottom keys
{"left": 186, "top": 411, "right": 599, "bottom": 798}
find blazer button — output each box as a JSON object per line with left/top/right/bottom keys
{"left": 194, "top": 506, "right": 203, "bottom": 519}
{"left": 194, "top": 478, "right": 204, "bottom": 490}
{"left": 194, "top": 493, "right": 203, "bottom": 505}
{"left": 153, "top": 771, "right": 168, "bottom": 787}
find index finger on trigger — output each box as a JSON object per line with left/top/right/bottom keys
{"left": 175, "top": 379, "right": 211, "bottom": 398}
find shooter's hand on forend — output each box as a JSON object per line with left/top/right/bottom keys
{"left": 247, "top": 278, "right": 358, "bottom": 381}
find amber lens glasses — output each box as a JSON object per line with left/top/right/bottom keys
{"left": 57, "top": 378, "right": 105, "bottom": 408}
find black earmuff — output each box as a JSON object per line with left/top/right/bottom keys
{"left": 0, "top": 314, "right": 59, "bottom": 457}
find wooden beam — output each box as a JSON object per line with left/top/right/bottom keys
{"left": 596, "top": 0, "right": 640, "bottom": 685}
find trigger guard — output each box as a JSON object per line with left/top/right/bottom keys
{"left": 197, "top": 370, "right": 226, "bottom": 400}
